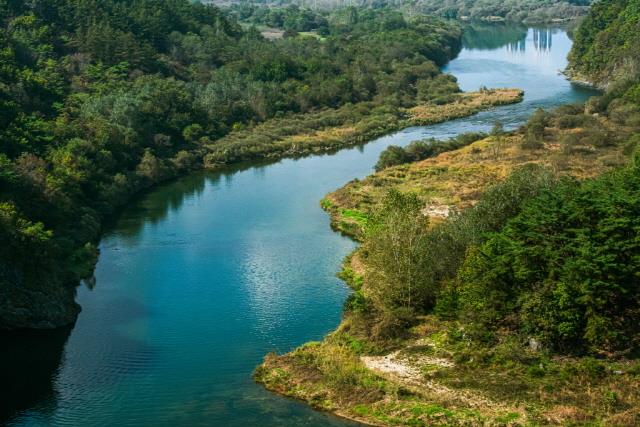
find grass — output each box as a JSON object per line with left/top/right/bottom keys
{"left": 323, "top": 118, "right": 630, "bottom": 238}
{"left": 408, "top": 88, "right": 524, "bottom": 125}
{"left": 256, "top": 314, "right": 640, "bottom": 426}
{"left": 255, "top": 110, "right": 640, "bottom": 426}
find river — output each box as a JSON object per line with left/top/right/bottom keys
{"left": 2, "top": 24, "right": 598, "bottom": 426}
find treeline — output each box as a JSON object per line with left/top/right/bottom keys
{"left": 349, "top": 0, "right": 640, "bottom": 356}
{"left": 0, "top": 1, "right": 464, "bottom": 328}
{"left": 227, "top": 0, "right": 592, "bottom": 23}
{"left": 412, "top": 0, "right": 592, "bottom": 23}
{"left": 374, "top": 131, "right": 487, "bottom": 171}
{"left": 225, "top": 3, "right": 330, "bottom": 33}
{"left": 225, "top": 4, "right": 419, "bottom": 35}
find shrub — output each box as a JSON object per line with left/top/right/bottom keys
{"left": 457, "top": 160, "right": 640, "bottom": 354}
{"left": 374, "top": 132, "right": 486, "bottom": 171}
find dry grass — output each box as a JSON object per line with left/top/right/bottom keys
{"left": 408, "top": 89, "right": 524, "bottom": 124}
{"left": 323, "top": 120, "right": 629, "bottom": 238}
{"left": 205, "top": 88, "right": 523, "bottom": 167}
{"left": 275, "top": 89, "right": 523, "bottom": 154}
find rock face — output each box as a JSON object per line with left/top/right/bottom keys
{"left": 0, "top": 271, "right": 80, "bottom": 330}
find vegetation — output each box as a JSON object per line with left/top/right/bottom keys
{"left": 411, "top": 0, "right": 592, "bottom": 23}
{"left": 257, "top": 315, "right": 640, "bottom": 426}
{"left": 258, "top": 2, "right": 640, "bottom": 424}
{"left": 568, "top": 0, "right": 640, "bottom": 87}
{"left": 375, "top": 132, "right": 487, "bottom": 171}
{"left": 0, "top": 0, "right": 487, "bottom": 329}
{"left": 229, "top": 1, "right": 593, "bottom": 25}
{"left": 457, "top": 160, "right": 640, "bottom": 354}
{"left": 261, "top": 109, "right": 640, "bottom": 425}
{"left": 327, "top": 98, "right": 640, "bottom": 351}
{"left": 203, "top": 89, "right": 521, "bottom": 166}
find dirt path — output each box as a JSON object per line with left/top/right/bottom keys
{"left": 360, "top": 340, "right": 526, "bottom": 417}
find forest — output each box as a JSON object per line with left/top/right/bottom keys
{"left": 0, "top": 0, "right": 464, "bottom": 329}
{"left": 225, "top": 0, "right": 592, "bottom": 24}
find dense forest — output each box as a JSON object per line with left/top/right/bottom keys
{"left": 409, "top": 0, "right": 592, "bottom": 22}
{"left": 568, "top": 0, "right": 640, "bottom": 87}
{"left": 0, "top": 0, "right": 464, "bottom": 329}
{"left": 225, "top": 0, "right": 592, "bottom": 24}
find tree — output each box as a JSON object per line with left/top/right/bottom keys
{"left": 364, "top": 190, "right": 434, "bottom": 314}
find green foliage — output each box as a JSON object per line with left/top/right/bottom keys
{"left": 375, "top": 132, "right": 487, "bottom": 171}
{"left": 568, "top": 0, "right": 640, "bottom": 86}
{"left": 458, "top": 161, "right": 640, "bottom": 354}
{"left": 412, "top": 0, "right": 591, "bottom": 23}
{"left": 364, "top": 190, "right": 433, "bottom": 314}
{"left": 521, "top": 108, "right": 549, "bottom": 149}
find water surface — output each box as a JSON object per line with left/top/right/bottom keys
{"left": 2, "top": 25, "right": 598, "bottom": 426}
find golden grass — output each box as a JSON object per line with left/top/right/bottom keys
{"left": 408, "top": 88, "right": 524, "bottom": 124}
{"left": 323, "top": 121, "right": 629, "bottom": 238}
{"left": 204, "top": 88, "right": 523, "bottom": 166}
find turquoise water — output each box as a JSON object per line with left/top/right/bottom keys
{"left": 2, "top": 25, "right": 598, "bottom": 426}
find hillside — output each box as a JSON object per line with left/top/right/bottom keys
{"left": 567, "top": 0, "right": 640, "bottom": 87}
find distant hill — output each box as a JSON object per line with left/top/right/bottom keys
{"left": 568, "top": 0, "right": 640, "bottom": 87}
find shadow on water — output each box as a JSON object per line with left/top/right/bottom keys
{"left": 0, "top": 326, "right": 72, "bottom": 424}
{"left": 103, "top": 144, "right": 373, "bottom": 241}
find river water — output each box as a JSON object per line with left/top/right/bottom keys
{"left": 2, "top": 25, "right": 598, "bottom": 426}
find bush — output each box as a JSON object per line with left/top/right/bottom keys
{"left": 364, "top": 190, "right": 434, "bottom": 314}
{"left": 375, "top": 132, "right": 486, "bottom": 171}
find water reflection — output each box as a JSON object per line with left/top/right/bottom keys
{"left": 463, "top": 23, "right": 556, "bottom": 54}
{"left": 105, "top": 162, "right": 280, "bottom": 245}
{"left": 507, "top": 28, "right": 553, "bottom": 53}
{"left": 461, "top": 22, "right": 528, "bottom": 50}
{"left": 507, "top": 37, "right": 527, "bottom": 53}
{"left": 533, "top": 28, "right": 553, "bottom": 52}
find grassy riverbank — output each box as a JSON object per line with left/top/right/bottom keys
{"left": 255, "top": 106, "right": 640, "bottom": 425}
{"left": 203, "top": 89, "right": 523, "bottom": 166}
{"left": 256, "top": 309, "right": 640, "bottom": 426}
{"left": 321, "top": 113, "right": 629, "bottom": 240}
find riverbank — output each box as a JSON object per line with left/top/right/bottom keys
{"left": 256, "top": 308, "right": 640, "bottom": 426}
{"left": 320, "top": 115, "right": 628, "bottom": 240}
{"left": 202, "top": 89, "right": 523, "bottom": 167}
{"left": 0, "top": 86, "right": 520, "bottom": 331}
{"left": 255, "top": 113, "right": 640, "bottom": 426}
